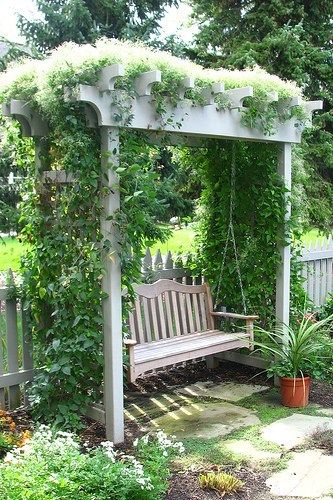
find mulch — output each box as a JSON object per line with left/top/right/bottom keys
{"left": 127, "top": 359, "right": 273, "bottom": 396}
{"left": 165, "top": 466, "right": 270, "bottom": 500}
{"left": 309, "top": 379, "right": 333, "bottom": 408}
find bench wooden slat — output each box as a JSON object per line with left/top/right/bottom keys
{"left": 134, "top": 330, "right": 250, "bottom": 356}
{"left": 150, "top": 298, "right": 159, "bottom": 341}
{"left": 157, "top": 295, "right": 167, "bottom": 339}
{"left": 142, "top": 297, "right": 152, "bottom": 343}
{"left": 128, "top": 311, "right": 136, "bottom": 339}
{"left": 135, "top": 332, "right": 249, "bottom": 362}
{"left": 171, "top": 290, "right": 181, "bottom": 336}
{"left": 178, "top": 292, "right": 188, "bottom": 334}
{"left": 185, "top": 293, "right": 195, "bottom": 333}
{"left": 199, "top": 293, "right": 208, "bottom": 330}
{"left": 134, "top": 299, "right": 145, "bottom": 344}
{"left": 192, "top": 293, "right": 201, "bottom": 331}
{"left": 164, "top": 291, "right": 174, "bottom": 338}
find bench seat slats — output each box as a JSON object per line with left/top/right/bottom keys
{"left": 134, "top": 331, "right": 250, "bottom": 363}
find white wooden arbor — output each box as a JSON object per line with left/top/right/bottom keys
{"left": 2, "top": 64, "right": 322, "bottom": 444}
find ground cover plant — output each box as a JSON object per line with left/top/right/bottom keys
{"left": 0, "top": 38, "right": 311, "bottom": 428}
{"left": 0, "top": 426, "right": 184, "bottom": 500}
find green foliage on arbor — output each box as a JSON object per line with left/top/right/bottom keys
{"left": 0, "top": 39, "right": 306, "bottom": 427}
{"left": 0, "top": 118, "right": 34, "bottom": 233}
{"left": 179, "top": 141, "right": 306, "bottom": 325}
{"left": 18, "top": 0, "right": 177, "bottom": 54}
{"left": 189, "top": 0, "right": 333, "bottom": 232}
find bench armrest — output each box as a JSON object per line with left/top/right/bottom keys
{"left": 210, "top": 311, "right": 259, "bottom": 321}
{"left": 124, "top": 339, "right": 137, "bottom": 346}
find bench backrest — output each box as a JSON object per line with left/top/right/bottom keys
{"left": 128, "top": 279, "right": 214, "bottom": 344}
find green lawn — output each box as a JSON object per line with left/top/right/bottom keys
{"left": 0, "top": 237, "right": 28, "bottom": 272}
{"left": 150, "top": 226, "right": 332, "bottom": 256}
{"left": 150, "top": 226, "right": 196, "bottom": 255}
{"left": 0, "top": 227, "right": 331, "bottom": 272}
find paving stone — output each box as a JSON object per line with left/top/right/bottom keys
{"left": 262, "top": 414, "right": 333, "bottom": 450}
{"left": 266, "top": 450, "right": 333, "bottom": 497}
{"left": 152, "top": 400, "right": 260, "bottom": 438}
{"left": 177, "top": 381, "right": 269, "bottom": 402}
{"left": 224, "top": 439, "right": 281, "bottom": 463}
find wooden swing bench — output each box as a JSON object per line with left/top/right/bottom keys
{"left": 125, "top": 279, "right": 258, "bottom": 383}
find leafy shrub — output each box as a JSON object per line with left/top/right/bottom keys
{"left": 199, "top": 471, "right": 244, "bottom": 495}
{"left": 0, "top": 426, "right": 184, "bottom": 500}
{"left": 319, "top": 293, "right": 333, "bottom": 324}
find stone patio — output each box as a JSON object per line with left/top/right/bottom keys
{"left": 262, "top": 414, "right": 333, "bottom": 450}
{"left": 152, "top": 400, "right": 260, "bottom": 438}
{"left": 177, "top": 380, "right": 269, "bottom": 402}
{"left": 266, "top": 450, "right": 333, "bottom": 498}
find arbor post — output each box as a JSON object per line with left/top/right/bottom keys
{"left": 275, "top": 143, "right": 292, "bottom": 329}
{"left": 100, "top": 126, "right": 124, "bottom": 443}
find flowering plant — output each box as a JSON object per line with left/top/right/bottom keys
{"left": 0, "top": 426, "right": 185, "bottom": 499}
{"left": 0, "top": 410, "right": 31, "bottom": 457}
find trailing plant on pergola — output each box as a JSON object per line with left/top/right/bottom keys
{"left": 0, "top": 39, "right": 322, "bottom": 443}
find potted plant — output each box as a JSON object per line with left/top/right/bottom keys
{"left": 254, "top": 313, "right": 333, "bottom": 408}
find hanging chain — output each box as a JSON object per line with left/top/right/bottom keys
{"left": 214, "top": 144, "right": 247, "bottom": 314}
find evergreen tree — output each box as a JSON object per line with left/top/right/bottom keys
{"left": 18, "top": 0, "right": 176, "bottom": 54}
{"left": 190, "top": 0, "right": 333, "bottom": 231}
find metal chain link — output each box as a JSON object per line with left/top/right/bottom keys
{"left": 214, "top": 144, "right": 247, "bottom": 313}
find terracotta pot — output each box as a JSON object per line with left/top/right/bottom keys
{"left": 280, "top": 376, "right": 311, "bottom": 408}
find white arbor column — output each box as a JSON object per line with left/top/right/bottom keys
{"left": 100, "top": 126, "right": 124, "bottom": 443}
{"left": 275, "top": 143, "right": 292, "bottom": 327}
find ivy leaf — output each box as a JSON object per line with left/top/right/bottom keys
{"left": 73, "top": 315, "right": 81, "bottom": 327}
{"left": 49, "top": 363, "right": 61, "bottom": 373}
{"left": 62, "top": 366, "right": 71, "bottom": 375}
{"left": 39, "top": 287, "right": 47, "bottom": 299}
{"left": 52, "top": 339, "right": 60, "bottom": 350}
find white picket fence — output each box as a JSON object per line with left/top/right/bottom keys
{"left": 143, "top": 239, "right": 333, "bottom": 308}
{"left": 300, "top": 237, "right": 333, "bottom": 307}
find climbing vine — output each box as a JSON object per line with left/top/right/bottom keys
{"left": 0, "top": 39, "right": 308, "bottom": 428}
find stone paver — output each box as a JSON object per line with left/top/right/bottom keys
{"left": 224, "top": 439, "right": 281, "bottom": 463}
{"left": 152, "top": 400, "right": 260, "bottom": 438}
{"left": 266, "top": 450, "right": 333, "bottom": 498}
{"left": 177, "top": 380, "right": 269, "bottom": 402}
{"left": 262, "top": 414, "right": 333, "bottom": 449}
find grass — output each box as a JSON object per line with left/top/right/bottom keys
{"left": 301, "top": 229, "right": 332, "bottom": 246}
{"left": 0, "top": 227, "right": 331, "bottom": 272}
{"left": 0, "top": 237, "right": 27, "bottom": 273}
{"left": 150, "top": 226, "right": 196, "bottom": 255}
{"left": 150, "top": 226, "right": 331, "bottom": 256}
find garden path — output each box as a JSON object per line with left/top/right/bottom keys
{"left": 125, "top": 375, "right": 333, "bottom": 499}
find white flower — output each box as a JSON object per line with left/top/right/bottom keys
{"left": 133, "top": 438, "right": 138, "bottom": 447}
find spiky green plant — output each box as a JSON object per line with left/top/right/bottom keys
{"left": 199, "top": 471, "right": 244, "bottom": 494}
{"left": 254, "top": 313, "right": 333, "bottom": 378}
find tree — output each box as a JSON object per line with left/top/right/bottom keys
{"left": 0, "top": 36, "right": 35, "bottom": 72}
{"left": 18, "top": 0, "right": 177, "bottom": 54}
{"left": 189, "top": 0, "right": 333, "bottom": 231}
